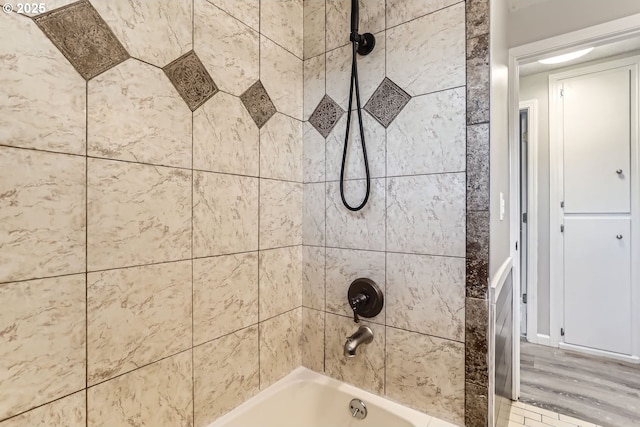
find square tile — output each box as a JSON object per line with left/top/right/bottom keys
{"left": 260, "top": 309, "right": 302, "bottom": 388}
{"left": 309, "top": 95, "right": 345, "bottom": 138}
{"left": 326, "top": 179, "right": 385, "bottom": 251}
{"left": 302, "top": 246, "right": 325, "bottom": 310}
{"left": 193, "top": 171, "right": 259, "bottom": 257}
{"left": 87, "top": 261, "right": 192, "bottom": 385}
{"left": 194, "top": 91, "right": 259, "bottom": 176}
{"left": 387, "top": 86, "right": 465, "bottom": 176}
{"left": 326, "top": 0, "right": 385, "bottom": 51}
{"left": 194, "top": 327, "right": 259, "bottom": 426}
{"left": 193, "top": 253, "right": 258, "bottom": 345}
{"left": 363, "top": 77, "right": 411, "bottom": 128}
{"left": 302, "top": 308, "right": 325, "bottom": 373}
{"left": 0, "top": 148, "right": 85, "bottom": 283}
{"left": 87, "top": 352, "right": 192, "bottom": 427}
{"left": 164, "top": 51, "right": 218, "bottom": 111}
{"left": 386, "top": 253, "right": 465, "bottom": 341}
{"left": 303, "top": 182, "right": 326, "bottom": 246}
{"left": 303, "top": 121, "right": 326, "bottom": 182}
{"left": 0, "top": 391, "right": 85, "bottom": 427}
{"left": 0, "top": 13, "right": 85, "bottom": 155}
{"left": 261, "top": 36, "right": 303, "bottom": 120}
{"left": 387, "top": 3, "right": 465, "bottom": 96}
{"left": 325, "top": 248, "right": 385, "bottom": 323}
{"left": 386, "top": 0, "right": 460, "bottom": 28}
{"left": 304, "top": 54, "right": 326, "bottom": 121}
{"left": 240, "top": 80, "right": 277, "bottom": 129}
{"left": 88, "top": 58, "right": 192, "bottom": 169}
{"left": 325, "top": 314, "right": 384, "bottom": 394}
{"left": 260, "top": 113, "right": 303, "bottom": 182}
{"left": 34, "top": 0, "right": 129, "bottom": 80}
{"left": 387, "top": 174, "right": 465, "bottom": 257}
{"left": 260, "top": 180, "right": 303, "bottom": 249}
{"left": 303, "top": 0, "right": 325, "bottom": 58}
{"left": 88, "top": 158, "right": 191, "bottom": 270}
{"left": 259, "top": 247, "right": 302, "bottom": 320}
{"left": 0, "top": 275, "right": 85, "bottom": 420}
{"left": 386, "top": 327, "right": 464, "bottom": 425}
{"left": 261, "top": 0, "right": 303, "bottom": 58}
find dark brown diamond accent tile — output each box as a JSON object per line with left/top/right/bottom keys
{"left": 309, "top": 95, "right": 344, "bottom": 138}
{"left": 240, "top": 81, "right": 277, "bottom": 128}
{"left": 34, "top": 0, "right": 129, "bottom": 80}
{"left": 364, "top": 77, "right": 411, "bottom": 128}
{"left": 164, "top": 51, "right": 218, "bottom": 111}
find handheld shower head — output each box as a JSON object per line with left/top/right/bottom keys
{"left": 351, "top": 0, "right": 359, "bottom": 33}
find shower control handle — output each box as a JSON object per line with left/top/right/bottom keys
{"left": 349, "top": 293, "right": 369, "bottom": 323}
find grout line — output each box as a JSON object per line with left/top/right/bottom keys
{"left": 383, "top": 5, "right": 387, "bottom": 396}
{"left": 190, "top": 36, "right": 196, "bottom": 424}
{"left": 0, "top": 389, "right": 87, "bottom": 424}
{"left": 323, "top": 0, "right": 327, "bottom": 375}
{"left": 85, "top": 77, "right": 89, "bottom": 427}
{"left": 258, "top": 0, "right": 262, "bottom": 391}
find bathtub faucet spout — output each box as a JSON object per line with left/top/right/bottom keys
{"left": 344, "top": 325, "right": 374, "bottom": 358}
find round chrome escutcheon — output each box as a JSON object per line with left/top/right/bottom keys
{"left": 349, "top": 398, "right": 367, "bottom": 420}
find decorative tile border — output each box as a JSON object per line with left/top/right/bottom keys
{"left": 364, "top": 77, "right": 411, "bottom": 128}
{"left": 34, "top": 0, "right": 129, "bottom": 80}
{"left": 164, "top": 51, "right": 218, "bottom": 111}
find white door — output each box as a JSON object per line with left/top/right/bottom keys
{"left": 560, "top": 66, "right": 634, "bottom": 356}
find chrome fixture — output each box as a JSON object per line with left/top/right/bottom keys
{"left": 348, "top": 278, "right": 383, "bottom": 323}
{"left": 348, "top": 398, "right": 368, "bottom": 420}
{"left": 340, "top": 0, "right": 376, "bottom": 211}
{"left": 344, "top": 325, "right": 374, "bottom": 358}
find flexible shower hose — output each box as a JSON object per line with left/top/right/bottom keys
{"left": 340, "top": 41, "right": 371, "bottom": 212}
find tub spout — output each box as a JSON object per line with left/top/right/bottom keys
{"left": 344, "top": 325, "right": 374, "bottom": 358}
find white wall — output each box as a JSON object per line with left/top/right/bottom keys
{"left": 509, "top": 0, "right": 640, "bottom": 47}
{"left": 490, "top": 0, "right": 512, "bottom": 278}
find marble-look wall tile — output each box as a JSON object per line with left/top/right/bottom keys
{"left": 387, "top": 3, "right": 465, "bottom": 96}
{"left": 164, "top": 51, "right": 218, "bottom": 111}
{"left": 326, "top": 34, "right": 385, "bottom": 111}
{"left": 261, "top": 36, "right": 303, "bottom": 120}
{"left": 88, "top": 59, "right": 192, "bottom": 169}
{"left": 259, "top": 247, "right": 302, "bottom": 320}
{"left": 0, "top": 391, "right": 85, "bottom": 427}
{"left": 0, "top": 275, "right": 85, "bottom": 420}
{"left": 386, "top": 253, "right": 465, "bottom": 341}
{"left": 260, "top": 309, "right": 302, "bottom": 388}
{"left": 326, "top": 111, "right": 385, "bottom": 181}
{"left": 466, "top": 210, "right": 489, "bottom": 299}
{"left": 303, "top": 183, "right": 326, "bottom": 246}
{"left": 386, "top": 327, "right": 465, "bottom": 425}
{"left": 325, "top": 0, "right": 385, "bottom": 51}
{"left": 194, "top": 91, "right": 259, "bottom": 176}
{"left": 208, "top": 0, "right": 259, "bottom": 31}
{"left": 326, "top": 179, "right": 385, "bottom": 251}
{"left": 465, "top": 381, "right": 488, "bottom": 427}
{"left": 261, "top": 0, "right": 303, "bottom": 58}
{"left": 467, "top": 35, "right": 490, "bottom": 125}
{"left": 0, "top": 148, "right": 85, "bottom": 283}
{"left": 386, "top": 0, "right": 460, "bottom": 28}
{"left": 467, "top": 123, "right": 490, "bottom": 211}
{"left": 466, "top": 297, "right": 489, "bottom": 387}
{"left": 0, "top": 14, "right": 85, "bottom": 155}
{"left": 387, "top": 87, "right": 466, "bottom": 176}
{"left": 194, "top": 327, "right": 259, "bottom": 426}
{"left": 325, "top": 314, "right": 384, "bottom": 394}
{"left": 325, "top": 248, "right": 385, "bottom": 323}
{"left": 193, "top": 171, "right": 259, "bottom": 257}
{"left": 303, "top": 0, "right": 325, "bottom": 59}
{"left": 87, "top": 261, "right": 192, "bottom": 385}
{"left": 303, "top": 55, "right": 326, "bottom": 121}
{"left": 88, "top": 159, "right": 191, "bottom": 270}
{"left": 194, "top": 0, "right": 258, "bottom": 96}
{"left": 88, "top": 351, "right": 192, "bottom": 427}
{"left": 302, "top": 246, "right": 325, "bottom": 310}
{"left": 302, "top": 308, "right": 325, "bottom": 372}
{"left": 466, "top": 0, "right": 490, "bottom": 39}
{"left": 260, "top": 180, "right": 303, "bottom": 249}
{"left": 91, "top": 0, "right": 192, "bottom": 67}
{"left": 260, "top": 113, "right": 303, "bottom": 182}
{"left": 193, "top": 253, "right": 258, "bottom": 345}
{"left": 303, "top": 122, "right": 326, "bottom": 183}
{"left": 387, "top": 174, "right": 465, "bottom": 257}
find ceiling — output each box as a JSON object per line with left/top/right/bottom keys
{"left": 519, "top": 37, "right": 640, "bottom": 76}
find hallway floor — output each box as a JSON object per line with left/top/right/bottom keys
{"left": 507, "top": 401, "right": 602, "bottom": 427}
{"left": 519, "top": 340, "right": 640, "bottom": 427}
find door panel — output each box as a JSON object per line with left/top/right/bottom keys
{"left": 564, "top": 217, "right": 632, "bottom": 355}
{"left": 563, "top": 68, "right": 631, "bottom": 213}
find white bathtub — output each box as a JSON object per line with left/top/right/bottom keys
{"left": 209, "top": 367, "right": 458, "bottom": 427}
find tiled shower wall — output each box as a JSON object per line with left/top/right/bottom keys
{"left": 0, "top": 1, "right": 304, "bottom": 426}
{"left": 301, "top": 0, "right": 491, "bottom": 426}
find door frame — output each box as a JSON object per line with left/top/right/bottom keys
{"left": 508, "top": 13, "right": 640, "bottom": 398}
{"left": 548, "top": 57, "right": 640, "bottom": 362}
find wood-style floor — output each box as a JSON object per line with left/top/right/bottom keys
{"left": 520, "top": 340, "right": 640, "bottom": 427}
